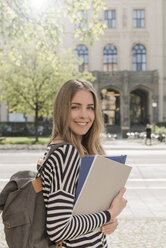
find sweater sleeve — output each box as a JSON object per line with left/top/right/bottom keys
{"left": 42, "top": 144, "right": 111, "bottom": 243}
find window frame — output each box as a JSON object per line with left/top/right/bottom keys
{"left": 103, "top": 45, "right": 118, "bottom": 72}
{"left": 76, "top": 44, "right": 89, "bottom": 72}
{"left": 75, "top": 10, "right": 87, "bottom": 29}
{"left": 132, "top": 44, "right": 146, "bottom": 71}
{"left": 104, "top": 9, "right": 116, "bottom": 29}
{"left": 133, "top": 9, "right": 145, "bottom": 28}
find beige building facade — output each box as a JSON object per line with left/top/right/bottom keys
{"left": 67, "top": 0, "right": 166, "bottom": 135}
{"left": 0, "top": 0, "right": 166, "bottom": 136}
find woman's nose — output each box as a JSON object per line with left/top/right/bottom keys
{"left": 79, "top": 108, "right": 88, "bottom": 118}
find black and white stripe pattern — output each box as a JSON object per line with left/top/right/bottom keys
{"left": 42, "top": 144, "right": 110, "bottom": 247}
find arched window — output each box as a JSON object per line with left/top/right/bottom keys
{"left": 76, "top": 45, "right": 88, "bottom": 72}
{"left": 132, "top": 44, "right": 146, "bottom": 71}
{"left": 103, "top": 45, "right": 118, "bottom": 72}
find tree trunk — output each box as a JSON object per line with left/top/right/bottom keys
{"left": 34, "top": 105, "right": 39, "bottom": 143}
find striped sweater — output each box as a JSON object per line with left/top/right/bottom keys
{"left": 41, "top": 143, "right": 111, "bottom": 247}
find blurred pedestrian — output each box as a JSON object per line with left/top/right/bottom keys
{"left": 145, "top": 123, "right": 152, "bottom": 145}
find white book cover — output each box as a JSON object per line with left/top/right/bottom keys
{"left": 73, "top": 155, "right": 132, "bottom": 215}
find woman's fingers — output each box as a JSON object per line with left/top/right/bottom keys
{"left": 108, "top": 187, "right": 128, "bottom": 219}
{"left": 101, "top": 223, "right": 118, "bottom": 234}
{"left": 101, "top": 219, "right": 118, "bottom": 235}
{"left": 37, "top": 158, "right": 43, "bottom": 166}
{"left": 119, "top": 187, "right": 126, "bottom": 197}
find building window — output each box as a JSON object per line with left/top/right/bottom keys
{"left": 104, "top": 10, "right": 116, "bottom": 28}
{"left": 132, "top": 44, "right": 146, "bottom": 71}
{"left": 75, "top": 10, "right": 87, "bottom": 29}
{"left": 103, "top": 45, "right": 118, "bottom": 72}
{"left": 133, "top": 9, "right": 145, "bottom": 28}
{"left": 76, "top": 44, "right": 88, "bottom": 72}
{"left": 9, "top": 113, "right": 26, "bottom": 122}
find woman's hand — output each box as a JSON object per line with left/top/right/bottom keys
{"left": 108, "top": 187, "right": 127, "bottom": 220}
{"left": 37, "top": 158, "right": 43, "bottom": 170}
{"left": 101, "top": 218, "right": 118, "bottom": 235}
{"left": 37, "top": 158, "right": 43, "bottom": 166}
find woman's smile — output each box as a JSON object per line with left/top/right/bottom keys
{"left": 75, "top": 121, "right": 88, "bottom": 126}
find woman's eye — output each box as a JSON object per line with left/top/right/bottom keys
{"left": 71, "top": 106, "right": 79, "bottom": 109}
{"left": 88, "top": 106, "right": 94, "bottom": 110}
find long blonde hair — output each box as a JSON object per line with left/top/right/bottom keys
{"left": 50, "top": 79, "right": 105, "bottom": 156}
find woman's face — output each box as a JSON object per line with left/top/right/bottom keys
{"left": 69, "top": 90, "right": 95, "bottom": 139}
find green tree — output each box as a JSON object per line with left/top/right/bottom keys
{"left": 0, "top": 0, "right": 106, "bottom": 141}
{"left": 0, "top": 44, "right": 95, "bottom": 142}
{"left": 0, "top": 0, "right": 106, "bottom": 51}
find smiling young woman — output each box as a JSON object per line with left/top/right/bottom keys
{"left": 49, "top": 79, "right": 105, "bottom": 156}
{"left": 41, "top": 79, "right": 127, "bottom": 248}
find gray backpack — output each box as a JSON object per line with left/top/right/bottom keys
{"left": 0, "top": 143, "right": 64, "bottom": 248}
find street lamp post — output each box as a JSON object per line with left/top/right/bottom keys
{"left": 152, "top": 102, "right": 158, "bottom": 123}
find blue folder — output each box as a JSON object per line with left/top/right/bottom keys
{"left": 75, "top": 155, "right": 127, "bottom": 203}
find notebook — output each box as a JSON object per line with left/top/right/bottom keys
{"left": 73, "top": 155, "right": 132, "bottom": 215}
{"left": 75, "top": 155, "right": 127, "bottom": 203}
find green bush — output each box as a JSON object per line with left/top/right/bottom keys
{"left": 0, "top": 121, "right": 52, "bottom": 137}
{"left": 156, "top": 122, "right": 166, "bottom": 127}
{"left": 152, "top": 125, "right": 166, "bottom": 135}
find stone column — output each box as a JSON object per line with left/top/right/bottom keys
{"left": 152, "top": 71, "right": 159, "bottom": 123}
{"left": 121, "top": 71, "right": 130, "bottom": 138}
{"left": 92, "top": 71, "right": 100, "bottom": 98}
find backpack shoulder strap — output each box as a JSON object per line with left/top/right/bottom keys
{"left": 33, "top": 143, "right": 66, "bottom": 193}
{"left": 37, "top": 142, "right": 66, "bottom": 177}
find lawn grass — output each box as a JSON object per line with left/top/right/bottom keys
{"left": 1, "top": 136, "right": 49, "bottom": 145}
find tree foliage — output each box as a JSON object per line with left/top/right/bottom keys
{"left": 0, "top": 44, "right": 95, "bottom": 141}
{"left": 0, "top": 0, "right": 106, "bottom": 141}
{"left": 0, "top": 0, "right": 106, "bottom": 51}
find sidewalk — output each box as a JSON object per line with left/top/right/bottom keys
{"left": 0, "top": 138, "right": 166, "bottom": 151}
{"left": 103, "top": 138, "right": 166, "bottom": 247}
{"left": 1, "top": 215, "right": 165, "bottom": 248}
{"left": 102, "top": 138, "right": 166, "bottom": 150}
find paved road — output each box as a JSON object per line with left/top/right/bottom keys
{"left": 0, "top": 143, "right": 166, "bottom": 247}
{"left": 105, "top": 149, "right": 166, "bottom": 219}
{"left": 0, "top": 150, "right": 43, "bottom": 190}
